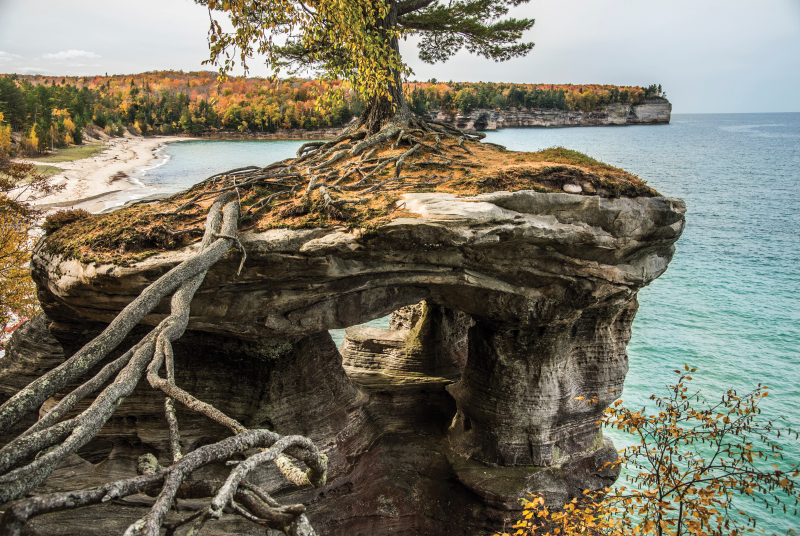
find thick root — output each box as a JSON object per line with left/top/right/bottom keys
{"left": 0, "top": 111, "right": 495, "bottom": 535}
{"left": 0, "top": 191, "right": 326, "bottom": 535}
{"left": 0, "top": 430, "right": 320, "bottom": 536}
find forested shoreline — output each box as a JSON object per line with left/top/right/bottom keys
{"left": 0, "top": 70, "right": 665, "bottom": 156}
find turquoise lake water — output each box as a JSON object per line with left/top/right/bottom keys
{"left": 142, "top": 114, "right": 800, "bottom": 533}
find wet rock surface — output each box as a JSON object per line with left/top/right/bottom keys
{"left": 3, "top": 189, "right": 685, "bottom": 534}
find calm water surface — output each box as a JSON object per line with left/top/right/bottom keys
{"left": 144, "top": 114, "right": 800, "bottom": 533}
{"left": 141, "top": 139, "right": 307, "bottom": 194}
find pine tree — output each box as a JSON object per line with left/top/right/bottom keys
{"left": 199, "top": 0, "right": 534, "bottom": 132}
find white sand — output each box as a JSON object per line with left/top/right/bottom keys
{"left": 25, "top": 136, "right": 191, "bottom": 213}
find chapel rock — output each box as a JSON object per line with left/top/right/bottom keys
{"left": 3, "top": 188, "right": 685, "bottom": 535}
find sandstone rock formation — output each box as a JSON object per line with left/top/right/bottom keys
{"left": 430, "top": 98, "right": 671, "bottom": 130}
{"left": 188, "top": 99, "right": 671, "bottom": 142}
{"left": 3, "top": 188, "right": 685, "bottom": 534}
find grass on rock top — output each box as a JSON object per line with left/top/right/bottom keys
{"left": 43, "top": 139, "right": 659, "bottom": 266}
{"left": 33, "top": 165, "right": 63, "bottom": 179}
{"left": 29, "top": 142, "right": 106, "bottom": 163}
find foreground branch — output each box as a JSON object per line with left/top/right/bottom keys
{"left": 0, "top": 111, "right": 495, "bottom": 535}
{"left": 0, "top": 430, "right": 324, "bottom": 536}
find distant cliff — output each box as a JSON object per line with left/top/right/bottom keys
{"left": 171, "top": 98, "right": 671, "bottom": 141}
{"left": 428, "top": 97, "right": 671, "bottom": 130}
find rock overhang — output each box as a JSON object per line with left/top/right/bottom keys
{"left": 7, "top": 186, "right": 687, "bottom": 534}
{"left": 32, "top": 189, "right": 685, "bottom": 338}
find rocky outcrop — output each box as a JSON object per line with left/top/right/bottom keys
{"left": 430, "top": 98, "right": 671, "bottom": 130}
{"left": 5, "top": 188, "right": 685, "bottom": 534}
{"left": 33, "top": 191, "right": 685, "bottom": 338}
{"left": 184, "top": 100, "right": 671, "bottom": 142}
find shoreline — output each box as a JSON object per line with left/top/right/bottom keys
{"left": 20, "top": 107, "right": 673, "bottom": 214}
{"left": 24, "top": 136, "right": 192, "bottom": 213}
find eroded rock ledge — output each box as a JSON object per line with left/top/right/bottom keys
{"left": 4, "top": 189, "right": 685, "bottom": 535}
{"left": 430, "top": 99, "right": 672, "bottom": 130}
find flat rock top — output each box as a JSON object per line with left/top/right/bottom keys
{"left": 39, "top": 143, "right": 661, "bottom": 267}
{"left": 32, "top": 187, "right": 685, "bottom": 338}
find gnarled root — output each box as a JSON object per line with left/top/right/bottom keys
{"left": 0, "top": 191, "right": 327, "bottom": 535}
{"left": 0, "top": 430, "right": 324, "bottom": 536}
{"left": 0, "top": 110, "right": 488, "bottom": 535}
{"left": 130, "top": 112, "right": 489, "bottom": 237}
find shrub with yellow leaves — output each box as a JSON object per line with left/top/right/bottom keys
{"left": 0, "top": 206, "right": 39, "bottom": 329}
{"left": 0, "top": 157, "right": 64, "bottom": 349}
{"left": 0, "top": 112, "right": 12, "bottom": 158}
{"left": 497, "top": 367, "right": 800, "bottom": 536}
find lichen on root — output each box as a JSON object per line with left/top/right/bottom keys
{"left": 0, "top": 192, "right": 328, "bottom": 536}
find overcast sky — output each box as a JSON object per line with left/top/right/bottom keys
{"left": 1, "top": 0, "right": 798, "bottom": 113}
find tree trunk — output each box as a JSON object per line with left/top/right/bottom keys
{"left": 358, "top": 1, "right": 409, "bottom": 134}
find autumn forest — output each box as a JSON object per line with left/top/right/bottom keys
{"left": 0, "top": 71, "right": 665, "bottom": 156}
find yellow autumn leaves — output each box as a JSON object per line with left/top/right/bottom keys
{"left": 495, "top": 366, "right": 800, "bottom": 536}
{"left": 0, "top": 203, "right": 39, "bottom": 329}
{"left": 205, "top": 0, "right": 410, "bottom": 109}
{"left": 0, "top": 129, "right": 49, "bottom": 336}
{"left": 307, "top": 0, "right": 407, "bottom": 102}
{"left": 0, "top": 112, "right": 11, "bottom": 159}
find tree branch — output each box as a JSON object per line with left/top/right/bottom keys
{"left": 397, "top": 0, "right": 436, "bottom": 16}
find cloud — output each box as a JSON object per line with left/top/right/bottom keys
{"left": 41, "top": 50, "right": 100, "bottom": 60}
{"left": 16, "top": 67, "right": 55, "bottom": 75}
{"left": 0, "top": 51, "right": 22, "bottom": 62}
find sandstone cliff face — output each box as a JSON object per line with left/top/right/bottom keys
{"left": 4, "top": 188, "right": 685, "bottom": 534}
{"left": 430, "top": 98, "right": 671, "bottom": 130}
{"left": 184, "top": 99, "right": 671, "bottom": 142}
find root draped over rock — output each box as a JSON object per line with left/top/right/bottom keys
{"left": 0, "top": 113, "right": 660, "bottom": 535}
{"left": 0, "top": 191, "right": 327, "bottom": 535}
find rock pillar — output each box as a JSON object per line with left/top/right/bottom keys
{"left": 447, "top": 298, "right": 637, "bottom": 467}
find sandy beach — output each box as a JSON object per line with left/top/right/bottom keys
{"left": 24, "top": 136, "right": 191, "bottom": 213}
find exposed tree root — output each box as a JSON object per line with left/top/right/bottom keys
{"left": 0, "top": 430, "right": 322, "bottom": 536}
{"left": 0, "top": 109, "right": 658, "bottom": 534}
{"left": 0, "top": 114, "right": 486, "bottom": 533}
{"left": 181, "top": 115, "right": 489, "bottom": 231}
{"left": 124, "top": 117, "right": 487, "bottom": 235}
{"left": 0, "top": 190, "right": 327, "bottom": 535}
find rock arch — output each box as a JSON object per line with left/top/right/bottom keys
{"left": 4, "top": 190, "right": 685, "bottom": 534}
{"left": 472, "top": 113, "right": 490, "bottom": 131}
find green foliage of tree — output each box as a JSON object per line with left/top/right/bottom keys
{"left": 644, "top": 84, "right": 666, "bottom": 98}
{"left": 408, "top": 81, "right": 661, "bottom": 115}
{"left": 198, "top": 0, "right": 535, "bottom": 131}
{"left": 0, "top": 76, "right": 93, "bottom": 154}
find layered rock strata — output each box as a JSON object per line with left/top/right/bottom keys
{"left": 3, "top": 188, "right": 685, "bottom": 534}
{"left": 181, "top": 99, "right": 672, "bottom": 142}
{"left": 430, "top": 98, "right": 671, "bottom": 130}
